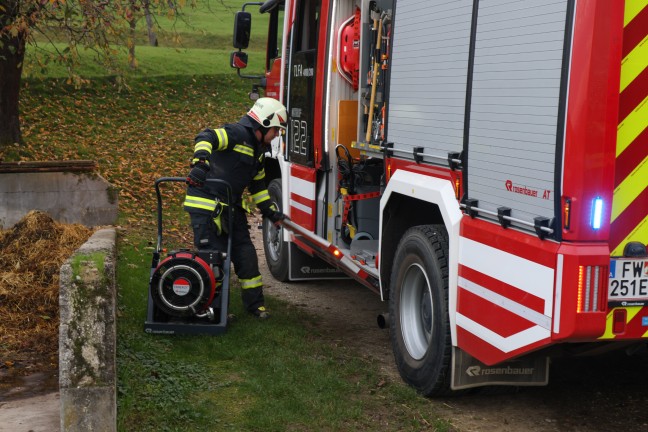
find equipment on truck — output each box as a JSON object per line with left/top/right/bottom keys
{"left": 144, "top": 177, "right": 234, "bottom": 335}
{"left": 229, "top": 0, "right": 648, "bottom": 395}
{"left": 335, "top": 144, "right": 382, "bottom": 243}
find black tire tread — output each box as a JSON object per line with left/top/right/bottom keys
{"left": 263, "top": 179, "right": 289, "bottom": 282}
{"left": 389, "top": 224, "right": 455, "bottom": 397}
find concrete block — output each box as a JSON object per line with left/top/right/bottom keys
{"left": 0, "top": 172, "right": 118, "bottom": 229}
{"left": 59, "top": 228, "right": 117, "bottom": 432}
{"left": 60, "top": 387, "right": 116, "bottom": 432}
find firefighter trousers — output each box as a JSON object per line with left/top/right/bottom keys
{"left": 189, "top": 211, "right": 265, "bottom": 313}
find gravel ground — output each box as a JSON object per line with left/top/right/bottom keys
{"left": 250, "top": 222, "right": 648, "bottom": 432}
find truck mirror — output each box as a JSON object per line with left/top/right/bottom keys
{"left": 230, "top": 51, "right": 248, "bottom": 69}
{"left": 233, "top": 11, "right": 251, "bottom": 49}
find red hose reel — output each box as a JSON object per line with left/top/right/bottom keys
{"left": 338, "top": 7, "right": 361, "bottom": 91}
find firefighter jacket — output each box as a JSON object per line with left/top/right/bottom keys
{"left": 183, "top": 115, "right": 272, "bottom": 216}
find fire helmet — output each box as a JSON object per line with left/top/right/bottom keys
{"left": 247, "top": 97, "right": 287, "bottom": 130}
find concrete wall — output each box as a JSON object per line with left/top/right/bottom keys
{"left": 0, "top": 171, "right": 118, "bottom": 229}
{"left": 59, "top": 228, "right": 117, "bottom": 432}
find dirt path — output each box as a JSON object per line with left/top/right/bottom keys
{"left": 250, "top": 224, "right": 648, "bottom": 432}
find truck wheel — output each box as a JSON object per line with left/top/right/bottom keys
{"left": 389, "top": 225, "right": 453, "bottom": 396}
{"left": 263, "top": 179, "right": 289, "bottom": 281}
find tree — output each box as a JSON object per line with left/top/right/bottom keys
{"left": 0, "top": 1, "right": 29, "bottom": 148}
{"left": 144, "top": 0, "right": 160, "bottom": 47}
{"left": 0, "top": 0, "right": 187, "bottom": 153}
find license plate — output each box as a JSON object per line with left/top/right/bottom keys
{"left": 608, "top": 258, "right": 648, "bottom": 306}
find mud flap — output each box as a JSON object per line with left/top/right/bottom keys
{"left": 451, "top": 347, "right": 549, "bottom": 390}
{"left": 289, "top": 243, "right": 347, "bottom": 280}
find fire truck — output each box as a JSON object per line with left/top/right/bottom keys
{"left": 230, "top": 0, "right": 648, "bottom": 395}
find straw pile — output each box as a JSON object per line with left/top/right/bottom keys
{"left": 0, "top": 211, "right": 93, "bottom": 375}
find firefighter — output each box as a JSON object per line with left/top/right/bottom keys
{"left": 183, "top": 97, "right": 288, "bottom": 319}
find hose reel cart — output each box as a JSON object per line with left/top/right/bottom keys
{"left": 144, "top": 177, "right": 234, "bottom": 335}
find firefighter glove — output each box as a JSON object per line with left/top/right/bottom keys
{"left": 186, "top": 162, "right": 209, "bottom": 187}
{"left": 213, "top": 202, "right": 229, "bottom": 236}
{"left": 261, "top": 208, "right": 286, "bottom": 224}
{"left": 213, "top": 213, "right": 226, "bottom": 236}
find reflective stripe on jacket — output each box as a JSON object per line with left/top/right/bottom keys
{"left": 184, "top": 116, "right": 272, "bottom": 215}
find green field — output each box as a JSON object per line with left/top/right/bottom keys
{"left": 24, "top": 0, "right": 269, "bottom": 79}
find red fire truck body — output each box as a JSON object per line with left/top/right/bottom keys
{"left": 231, "top": 0, "right": 648, "bottom": 394}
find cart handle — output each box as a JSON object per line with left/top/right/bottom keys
{"left": 153, "top": 177, "right": 233, "bottom": 253}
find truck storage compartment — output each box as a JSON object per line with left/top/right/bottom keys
{"left": 336, "top": 148, "right": 383, "bottom": 242}
{"left": 351, "top": 158, "right": 382, "bottom": 240}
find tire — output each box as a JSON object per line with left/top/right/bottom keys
{"left": 263, "top": 179, "right": 289, "bottom": 281}
{"left": 389, "top": 224, "right": 453, "bottom": 396}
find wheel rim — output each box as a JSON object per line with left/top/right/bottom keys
{"left": 264, "top": 202, "right": 283, "bottom": 262}
{"left": 400, "top": 262, "right": 433, "bottom": 360}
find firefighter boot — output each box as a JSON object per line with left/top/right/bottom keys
{"left": 251, "top": 306, "right": 270, "bottom": 319}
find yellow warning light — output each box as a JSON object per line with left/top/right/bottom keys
{"left": 576, "top": 265, "right": 584, "bottom": 313}
{"left": 563, "top": 198, "right": 572, "bottom": 231}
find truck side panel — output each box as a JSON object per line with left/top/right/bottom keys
{"left": 467, "top": 1, "right": 569, "bottom": 224}
{"left": 560, "top": 0, "right": 623, "bottom": 243}
{"left": 386, "top": 0, "right": 472, "bottom": 157}
{"left": 457, "top": 219, "right": 558, "bottom": 366}
{"left": 457, "top": 0, "right": 626, "bottom": 364}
